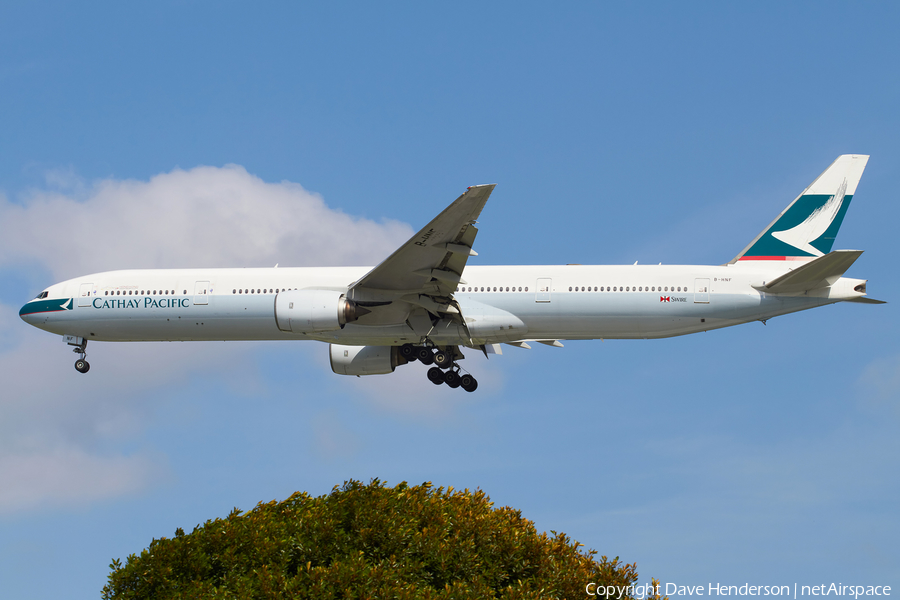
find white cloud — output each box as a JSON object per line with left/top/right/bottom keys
{"left": 0, "top": 165, "right": 419, "bottom": 514}
{"left": 0, "top": 164, "right": 413, "bottom": 278}
{"left": 0, "top": 306, "right": 258, "bottom": 515}
{"left": 0, "top": 448, "right": 165, "bottom": 514}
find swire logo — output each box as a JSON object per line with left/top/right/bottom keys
{"left": 660, "top": 296, "right": 670, "bottom": 302}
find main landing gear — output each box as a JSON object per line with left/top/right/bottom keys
{"left": 400, "top": 343, "right": 477, "bottom": 392}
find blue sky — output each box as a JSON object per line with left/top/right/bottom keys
{"left": 1, "top": 2, "right": 898, "bottom": 597}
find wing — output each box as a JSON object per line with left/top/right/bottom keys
{"left": 346, "top": 184, "right": 495, "bottom": 323}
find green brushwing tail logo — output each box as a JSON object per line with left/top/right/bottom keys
{"left": 744, "top": 180, "right": 852, "bottom": 258}
{"left": 770, "top": 179, "right": 847, "bottom": 257}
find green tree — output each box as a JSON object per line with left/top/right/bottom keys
{"left": 103, "top": 479, "right": 659, "bottom": 599}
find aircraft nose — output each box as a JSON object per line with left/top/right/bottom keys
{"left": 19, "top": 301, "right": 39, "bottom": 324}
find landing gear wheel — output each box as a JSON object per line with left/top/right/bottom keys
{"left": 427, "top": 367, "right": 445, "bottom": 385}
{"left": 74, "top": 359, "right": 90, "bottom": 373}
{"left": 417, "top": 347, "right": 435, "bottom": 365}
{"left": 400, "top": 344, "right": 417, "bottom": 361}
{"left": 433, "top": 350, "right": 452, "bottom": 369}
{"left": 460, "top": 374, "right": 477, "bottom": 393}
{"left": 444, "top": 370, "right": 461, "bottom": 388}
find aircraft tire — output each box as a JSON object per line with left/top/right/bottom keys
{"left": 460, "top": 374, "right": 477, "bottom": 392}
{"left": 444, "top": 371, "right": 461, "bottom": 388}
{"left": 418, "top": 347, "right": 435, "bottom": 365}
{"left": 433, "top": 350, "right": 452, "bottom": 369}
{"left": 400, "top": 344, "right": 417, "bottom": 361}
{"left": 75, "top": 359, "right": 90, "bottom": 373}
{"left": 427, "top": 367, "right": 445, "bottom": 385}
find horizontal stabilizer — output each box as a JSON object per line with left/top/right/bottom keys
{"left": 756, "top": 249, "right": 863, "bottom": 294}
{"left": 844, "top": 296, "right": 886, "bottom": 304}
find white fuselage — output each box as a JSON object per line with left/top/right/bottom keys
{"left": 21, "top": 263, "right": 860, "bottom": 347}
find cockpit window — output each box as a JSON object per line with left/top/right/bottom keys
{"left": 34, "top": 291, "right": 49, "bottom": 300}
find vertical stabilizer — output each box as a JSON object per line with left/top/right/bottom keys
{"left": 730, "top": 155, "right": 869, "bottom": 263}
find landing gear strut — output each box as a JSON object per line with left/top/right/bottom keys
{"left": 70, "top": 338, "right": 90, "bottom": 373}
{"left": 402, "top": 343, "right": 478, "bottom": 392}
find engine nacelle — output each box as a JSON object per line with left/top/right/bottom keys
{"left": 275, "top": 289, "right": 368, "bottom": 333}
{"left": 329, "top": 344, "right": 404, "bottom": 376}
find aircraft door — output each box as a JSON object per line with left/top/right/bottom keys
{"left": 194, "top": 281, "right": 210, "bottom": 305}
{"left": 77, "top": 282, "right": 94, "bottom": 307}
{"left": 535, "top": 278, "right": 552, "bottom": 303}
{"left": 694, "top": 278, "right": 710, "bottom": 303}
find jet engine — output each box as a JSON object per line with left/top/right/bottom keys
{"left": 329, "top": 344, "right": 406, "bottom": 376}
{"left": 274, "top": 289, "right": 369, "bottom": 333}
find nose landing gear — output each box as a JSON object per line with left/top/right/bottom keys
{"left": 403, "top": 344, "right": 477, "bottom": 392}
{"left": 65, "top": 336, "right": 90, "bottom": 373}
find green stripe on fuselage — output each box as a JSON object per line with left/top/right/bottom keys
{"left": 19, "top": 298, "right": 74, "bottom": 316}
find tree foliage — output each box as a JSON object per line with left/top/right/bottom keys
{"left": 103, "top": 479, "right": 655, "bottom": 599}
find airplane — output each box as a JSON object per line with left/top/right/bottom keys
{"left": 19, "top": 155, "right": 883, "bottom": 392}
